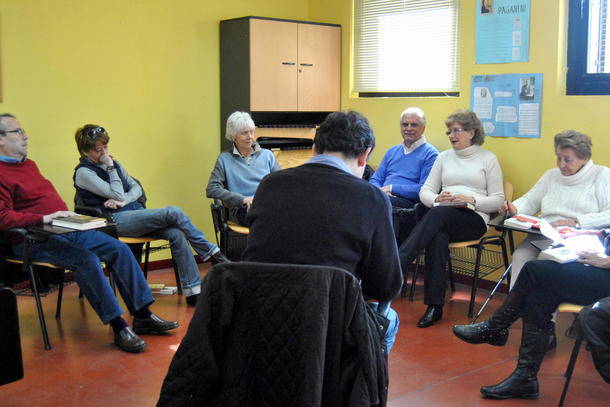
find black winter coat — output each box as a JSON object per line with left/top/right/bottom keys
{"left": 157, "top": 262, "right": 388, "bottom": 407}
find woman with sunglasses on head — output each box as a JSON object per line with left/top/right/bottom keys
{"left": 398, "top": 109, "right": 504, "bottom": 327}
{"left": 73, "top": 125, "right": 229, "bottom": 307}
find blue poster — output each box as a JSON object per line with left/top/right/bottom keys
{"left": 476, "top": 0, "right": 530, "bottom": 64}
{"left": 470, "top": 73, "right": 543, "bottom": 138}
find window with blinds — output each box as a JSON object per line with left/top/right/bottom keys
{"left": 353, "top": 0, "right": 460, "bottom": 96}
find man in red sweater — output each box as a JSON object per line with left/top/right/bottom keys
{"left": 0, "top": 113, "right": 178, "bottom": 353}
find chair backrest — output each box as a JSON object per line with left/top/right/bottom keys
{"left": 209, "top": 200, "right": 225, "bottom": 246}
{"left": 158, "top": 261, "right": 388, "bottom": 406}
{"left": 503, "top": 180, "right": 514, "bottom": 202}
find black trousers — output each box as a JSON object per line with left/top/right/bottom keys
{"left": 398, "top": 206, "right": 487, "bottom": 306}
{"left": 389, "top": 196, "right": 425, "bottom": 245}
{"left": 514, "top": 260, "right": 610, "bottom": 331}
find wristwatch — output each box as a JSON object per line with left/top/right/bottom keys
{"left": 106, "top": 165, "right": 116, "bottom": 171}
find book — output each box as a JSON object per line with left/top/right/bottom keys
{"left": 433, "top": 201, "right": 475, "bottom": 211}
{"left": 151, "top": 286, "right": 177, "bottom": 295}
{"left": 51, "top": 215, "right": 107, "bottom": 230}
{"left": 504, "top": 214, "right": 540, "bottom": 230}
{"left": 537, "top": 219, "right": 606, "bottom": 263}
{"left": 538, "top": 246, "right": 579, "bottom": 263}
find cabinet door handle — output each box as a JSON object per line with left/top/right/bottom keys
{"left": 300, "top": 63, "right": 314, "bottom": 67}
{"left": 281, "top": 62, "right": 296, "bottom": 65}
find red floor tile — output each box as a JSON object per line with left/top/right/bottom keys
{"left": 2, "top": 267, "right": 608, "bottom": 406}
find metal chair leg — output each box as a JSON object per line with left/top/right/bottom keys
{"left": 468, "top": 244, "right": 484, "bottom": 318}
{"left": 171, "top": 252, "right": 182, "bottom": 295}
{"left": 22, "top": 241, "right": 51, "bottom": 350}
{"left": 558, "top": 335, "right": 583, "bottom": 407}
{"left": 55, "top": 269, "right": 65, "bottom": 319}
{"left": 408, "top": 254, "right": 421, "bottom": 302}
{"left": 447, "top": 257, "right": 456, "bottom": 292}
{"left": 143, "top": 242, "right": 151, "bottom": 279}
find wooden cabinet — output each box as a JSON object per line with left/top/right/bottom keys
{"left": 220, "top": 17, "right": 341, "bottom": 150}
{"left": 248, "top": 18, "right": 340, "bottom": 112}
{"left": 249, "top": 19, "right": 298, "bottom": 111}
{"left": 296, "top": 23, "right": 341, "bottom": 112}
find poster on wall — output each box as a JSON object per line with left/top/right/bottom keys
{"left": 476, "top": 0, "right": 531, "bottom": 64}
{"left": 470, "top": 73, "right": 543, "bottom": 138}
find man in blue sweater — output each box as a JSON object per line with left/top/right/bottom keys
{"left": 370, "top": 107, "right": 439, "bottom": 243}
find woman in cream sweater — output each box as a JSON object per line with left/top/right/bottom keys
{"left": 502, "top": 130, "right": 610, "bottom": 288}
{"left": 399, "top": 110, "right": 504, "bottom": 328}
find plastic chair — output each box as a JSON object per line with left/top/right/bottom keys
{"left": 210, "top": 200, "right": 249, "bottom": 261}
{"left": 0, "top": 228, "right": 68, "bottom": 350}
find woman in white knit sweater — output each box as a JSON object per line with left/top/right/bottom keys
{"left": 399, "top": 110, "right": 504, "bottom": 328}
{"left": 502, "top": 130, "right": 610, "bottom": 288}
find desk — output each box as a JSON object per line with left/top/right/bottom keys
{"left": 531, "top": 239, "right": 554, "bottom": 252}
{"left": 29, "top": 222, "right": 117, "bottom": 236}
{"left": 488, "top": 215, "right": 542, "bottom": 254}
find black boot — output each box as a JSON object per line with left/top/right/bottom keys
{"left": 480, "top": 322, "right": 551, "bottom": 400}
{"left": 452, "top": 287, "right": 524, "bottom": 346}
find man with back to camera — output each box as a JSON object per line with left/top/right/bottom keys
{"left": 243, "top": 110, "right": 403, "bottom": 352}
{"left": 0, "top": 113, "right": 178, "bottom": 353}
{"left": 370, "top": 107, "right": 439, "bottom": 244}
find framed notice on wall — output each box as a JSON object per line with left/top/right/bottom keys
{"left": 476, "top": 0, "right": 531, "bottom": 64}
{"left": 470, "top": 73, "right": 543, "bottom": 138}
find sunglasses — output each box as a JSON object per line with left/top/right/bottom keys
{"left": 84, "top": 127, "right": 106, "bottom": 138}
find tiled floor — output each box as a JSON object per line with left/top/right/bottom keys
{"left": 1, "top": 266, "right": 607, "bottom": 406}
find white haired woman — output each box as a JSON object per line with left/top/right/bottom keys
{"left": 206, "top": 111, "right": 280, "bottom": 225}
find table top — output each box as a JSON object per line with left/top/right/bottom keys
{"left": 488, "top": 215, "right": 543, "bottom": 236}
{"left": 28, "top": 222, "right": 117, "bottom": 236}
{"left": 531, "top": 238, "right": 554, "bottom": 251}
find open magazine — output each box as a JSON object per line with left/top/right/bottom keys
{"left": 537, "top": 219, "right": 608, "bottom": 263}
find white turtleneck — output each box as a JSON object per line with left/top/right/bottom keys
{"left": 513, "top": 159, "right": 610, "bottom": 229}
{"left": 419, "top": 144, "right": 505, "bottom": 223}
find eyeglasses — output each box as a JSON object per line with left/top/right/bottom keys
{"left": 0, "top": 128, "right": 26, "bottom": 136}
{"left": 401, "top": 122, "right": 420, "bottom": 128}
{"left": 445, "top": 128, "right": 466, "bottom": 135}
{"left": 84, "top": 127, "right": 106, "bottom": 138}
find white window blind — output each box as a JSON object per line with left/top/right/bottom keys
{"left": 353, "top": 0, "right": 460, "bottom": 94}
{"left": 587, "top": 0, "right": 610, "bottom": 73}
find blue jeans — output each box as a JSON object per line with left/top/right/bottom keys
{"left": 112, "top": 206, "right": 218, "bottom": 296}
{"left": 370, "top": 302, "right": 400, "bottom": 354}
{"left": 13, "top": 230, "right": 154, "bottom": 324}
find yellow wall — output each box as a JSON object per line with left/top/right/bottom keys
{"left": 0, "top": 0, "right": 309, "bottom": 258}
{"left": 2, "top": 1, "right": 608, "bottom": 260}
{"left": 310, "top": 0, "right": 610, "bottom": 198}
